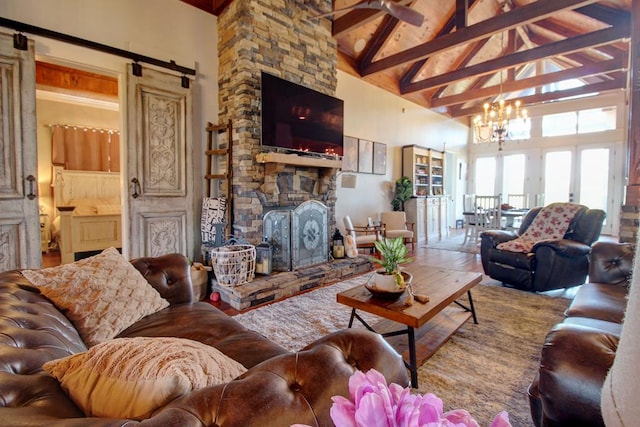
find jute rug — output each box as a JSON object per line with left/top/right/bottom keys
{"left": 234, "top": 273, "right": 570, "bottom": 427}
{"left": 423, "top": 231, "right": 480, "bottom": 254}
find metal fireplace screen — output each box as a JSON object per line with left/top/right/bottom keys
{"left": 263, "top": 200, "right": 328, "bottom": 271}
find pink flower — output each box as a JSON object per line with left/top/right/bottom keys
{"left": 325, "top": 369, "right": 512, "bottom": 427}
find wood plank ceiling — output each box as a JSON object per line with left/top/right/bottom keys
{"left": 182, "top": 0, "right": 632, "bottom": 120}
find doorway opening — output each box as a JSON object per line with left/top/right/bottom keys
{"left": 36, "top": 61, "right": 122, "bottom": 267}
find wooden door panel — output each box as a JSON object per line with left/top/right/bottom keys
{"left": 0, "top": 32, "right": 39, "bottom": 269}
{"left": 138, "top": 88, "right": 186, "bottom": 196}
{"left": 138, "top": 212, "right": 187, "bottom": 257}
{"left": 0, "top": 219, "right": 25, "bottom": 271}
{"left": 126, "top": 65, "right": 193, "bottom": 259}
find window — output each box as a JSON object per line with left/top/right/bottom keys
{"left": 475, "top": 157, "right": 496, "bottom": 195}
{"left": 578, "top": 107, "right": 616, "bottom": 134}
{"left": 542, "top": 107, "right": 617, "bottom": 137}
{"left": 502, "top": 154, "right": 525, "bottom": 195}
{"left": 542, "top": 112, "right": 577, "bottom": 137}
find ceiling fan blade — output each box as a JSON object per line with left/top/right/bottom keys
{"left": 383, "top": 1, "right": 425, "bottom": 27}
{"left": 311, "top": 0, "right": 424, "bottom": 27}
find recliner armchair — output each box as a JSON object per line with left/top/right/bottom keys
{"left": 480, "top": 203, "right": 605, "bottom": 292}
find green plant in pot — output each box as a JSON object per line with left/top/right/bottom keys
{"left": 391, "top": 176, "right": 412, "bottom": 211}
{"left": 368, "top": 237, "right": 413, "bottom": 293}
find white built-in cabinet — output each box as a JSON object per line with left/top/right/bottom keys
{"left": 402, "top": 145, "right": 447, "bottom": 244}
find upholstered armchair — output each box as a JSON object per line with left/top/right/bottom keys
{"left": 380, "top": 211, "right": 415, "bottom": 251}
{"left": 480, "top": 203, "right": 605, "bottom": 292}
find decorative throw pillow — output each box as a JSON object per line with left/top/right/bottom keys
{"left": 22, "top": 247, "right": 169, "bottom": 346}
{"left": 42, "top": 337, "right": 247, "bottom": 420}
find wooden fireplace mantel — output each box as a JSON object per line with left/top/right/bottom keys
{"left": 255, "top": 152, "right": 342, "bottom": 169}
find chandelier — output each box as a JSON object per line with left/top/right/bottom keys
{"left": 473, "top": 98, "right": 529, "bottom": 151}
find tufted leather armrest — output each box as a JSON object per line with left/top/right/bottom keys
{"left": 130, "top": 253, "right": 193, "bottom": 304}
{"left": 480, "top": 229, "right": 518, "bottom": 245}
{"left": 588, "top": 241, "right": 634, "bottom": 285}
{"left": 156, "top": 329, "right": 409, "bottom": 427}
{"left": 536, "top": 323, "right": 618, "bottom": 427}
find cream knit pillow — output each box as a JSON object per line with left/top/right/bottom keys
{"left": 22, "top": 247, "right": 169, "bottom": 346}
{"left": 43, "top": 337, "right": 247, "bottom": 419}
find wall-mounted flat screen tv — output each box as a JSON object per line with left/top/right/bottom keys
{"left": 261, "top": 71, "right": 344, "bottom": 157}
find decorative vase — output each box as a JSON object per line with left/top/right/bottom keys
{"left": 370, "top": 269, "right": 413, "bottom": 292}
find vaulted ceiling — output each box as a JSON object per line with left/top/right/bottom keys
{"left": 183, "top": 0, "right": 632, "bottom": 120}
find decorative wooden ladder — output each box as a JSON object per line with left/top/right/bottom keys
{"left": 204, "top": 120, "right": 232, "bottom": 242}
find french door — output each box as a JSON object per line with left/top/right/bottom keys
{"left": 541, "top": 144, "right": 617, "bottom": 235}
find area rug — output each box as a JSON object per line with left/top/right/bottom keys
{"left": 234, "top": 272, "right": 570, "bottom": 427}
{"left": 423, "top": 232, "right": 480, "bottom": 254}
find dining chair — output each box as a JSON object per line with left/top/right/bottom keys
{"left": 475, "top": 195, "right": 502, "bottom": 230}
{"left": 462, "top": 194, "right": 477, "bottom": 244}
{"left": 343, "top": 215, "right": 382, "bottom": 254}
{"left": 463, "top": 195, "right": 502, "bottom": 244}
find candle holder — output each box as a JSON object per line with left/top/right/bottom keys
{"left": 255, "top": 238, "right": 272, "bottom": 275}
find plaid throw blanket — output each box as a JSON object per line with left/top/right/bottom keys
{"left": 496, "top": 203, "right": 582, "bottom": 253}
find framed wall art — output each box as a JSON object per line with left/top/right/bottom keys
{"left": 342, "top": 136, "right": 358, "bottom": 172}
{"left": 373, "top": 142, "right": 387, "bottom": 175}
{"left": 357, "top": 139, "right": 373, "bottom": 174}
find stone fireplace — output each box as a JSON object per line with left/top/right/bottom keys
{"left": 216, "top": 0, "right": 338, "bottom": 245}
{"left": 209, "top": 1, "right": 372, "bottom": 310}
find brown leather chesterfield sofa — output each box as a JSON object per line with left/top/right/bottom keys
{"left": 528, "top": 241, "right": 634, "bottom": 427}
{"left": 0, "top": 253, "right": 409, "bottom": 426}
{"left": 480, "top": 204, "right": 605, "bottom": 292}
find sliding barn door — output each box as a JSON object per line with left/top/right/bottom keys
{"left": 126, "top": 65, "right": 193, "bottom": 258}
{"left": 0, "top": 32, "right": 40, "bottom": 269}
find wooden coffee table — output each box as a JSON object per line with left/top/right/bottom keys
{"left": 336, "top": 268, "right": 482, "bottom": 387}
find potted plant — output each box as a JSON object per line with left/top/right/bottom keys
{"left": 368, "top": 236, "right": 413, "bottom": 292}
{"left": 391, "top": 176, "right": 412, "bottom": 211}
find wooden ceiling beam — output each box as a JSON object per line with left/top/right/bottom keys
{"left": 428, "top": 38, "right": 490, "bottom": 102}
{"left": 361, "top": 0, "right": 600, "bottom": 76}
{"left": 452, "top": 78, "right": 626, "bottom": 118}
{"left": 399, "top": 0, "right": 479, "bottom": 87}
{"left": 574, "top": 4, "right": 630, "bottom": 26}
{"left": 401, "top": 24, "right": 628, "bottom": 94}
{"left": 534, "top": 19, "right": 627, "bottom": 56}
{"left": 179, "top": 0, "right": 232, "bottom": 15}
{"left": 431, "top": 57, "right": 626, "bottom": 108}
{"left": 359, "top": 3, "right": 419, "bottom": 72}
{"left": 358, "top": 18, "right": 399, "bottom": 70}
{"left": 456, "top": 0, "right": 468, "bottom": 29}
{"left": 528, "top": 32, "right": 627, "bottom": 69}
{"left": 36, "top": 61, "right": 118, "bottom": 97}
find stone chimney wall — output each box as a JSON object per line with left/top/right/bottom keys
{"left": 217, "top": 0, "right": 338, "bottom": 243}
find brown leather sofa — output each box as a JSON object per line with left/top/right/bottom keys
{"left": 0, "top": 253, "right": 409, "bottom": 426}
{"left": 480, "top": 204, "right": 606, "bottom": 292}
{"left": 528, "top": 241, "right": 634, "bottom": 427}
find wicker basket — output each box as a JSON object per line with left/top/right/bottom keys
{"left": 209, "top": 244, "right": 256, "bottom": 287}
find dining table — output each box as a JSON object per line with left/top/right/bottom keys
{"left": 461, "top": 208, "right": 530, "bottom": 230}
{"left": 501, "top": 208, "right": 530, "bottom": 229}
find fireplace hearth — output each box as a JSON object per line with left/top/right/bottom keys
{"left": 212, "top": 256, "right": 372, "bottom": 310}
